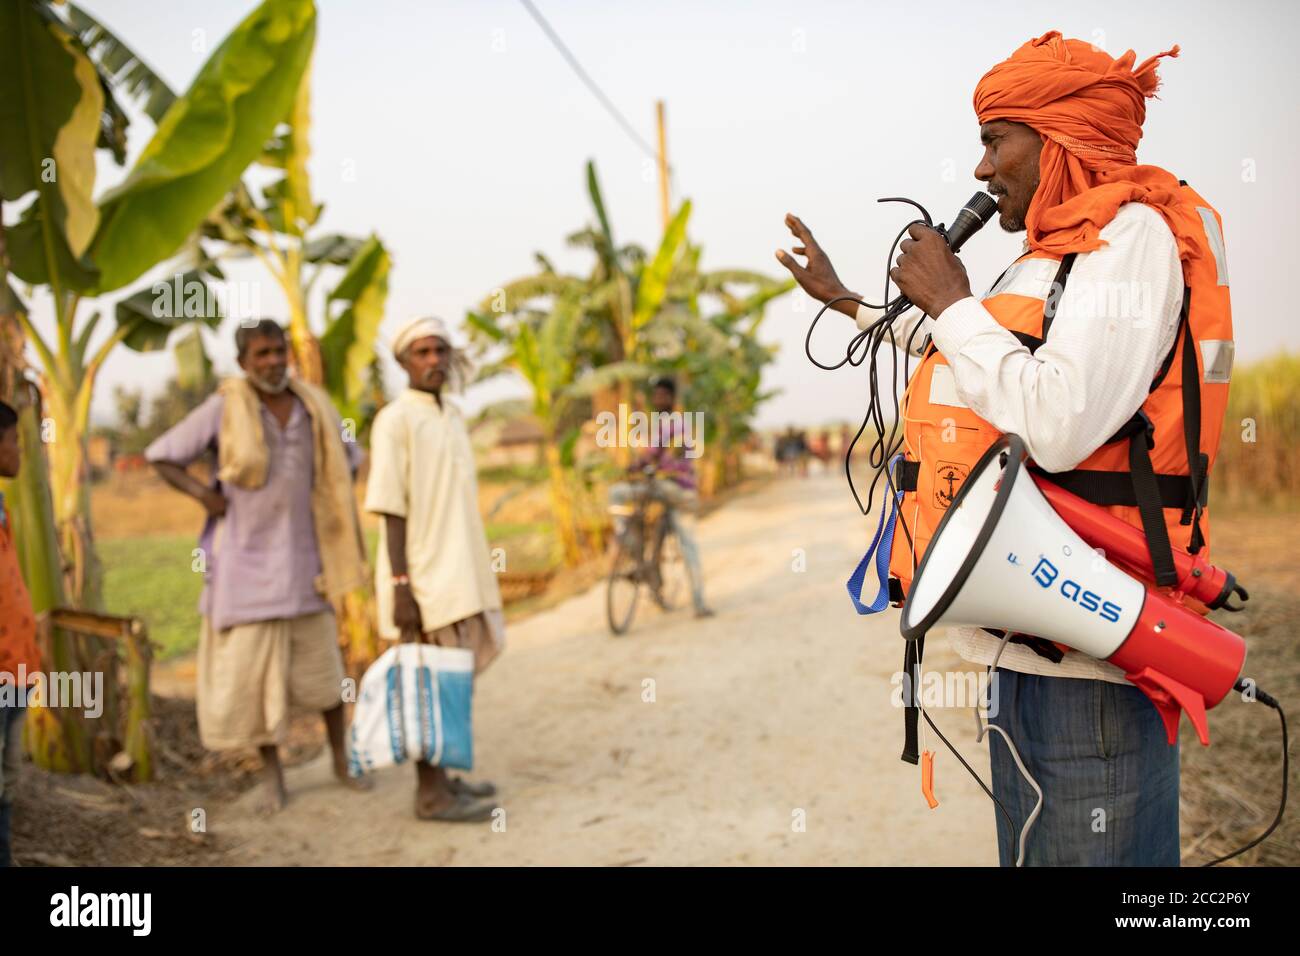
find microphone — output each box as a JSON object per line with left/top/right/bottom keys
{"left": 881, "top": 192, "right": 998, "bottom": 319}
{"left": 939, "top": 192, "right": 998, "bottom": 253}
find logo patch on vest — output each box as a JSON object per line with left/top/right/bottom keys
{"left": 934, "top": 461, "right": 968, "bottom": 509}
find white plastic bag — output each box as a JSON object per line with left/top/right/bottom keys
{"left": 347, "top": 642, "right": 475, "bottom": 776}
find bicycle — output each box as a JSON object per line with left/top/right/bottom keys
{"left": 605, "top": 468, "right": 690, "bottom": 636}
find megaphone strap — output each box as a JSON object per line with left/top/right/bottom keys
{"left": 846, "top": 455, "right": 905, "bottom": 615}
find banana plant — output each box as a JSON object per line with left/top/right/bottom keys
{"left": 1, "top": 0, "right": 317, "bottom": 774}
{"left": 669, "top": 258, "right": 790, "bottom": 492}
{"left": 468, "top": 293, "right": 647, "bottom": 564}
{"left": 468, "top": 160, "right": 793, "bottom": 512}
{"left": 0, "top": 254, "right": 89, "bottom": 772}
{"left": 202, "top": 63, "right": 391, "bottom": 426}
{"left": 1, "top": 0, "right": 317, "bottom": 610}
{"left": 172, "top": 325, "right": 214, "bottom": 394}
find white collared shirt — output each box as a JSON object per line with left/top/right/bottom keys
{"left": 365, "top": 388, "right": 504, "bottom": 639}
{"left": 855, "top": 202, "right": 1185, "bottom": 682}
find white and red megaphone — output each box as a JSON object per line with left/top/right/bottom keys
{"left": 900, "top": 434, "right": 1247, "bottom": 746}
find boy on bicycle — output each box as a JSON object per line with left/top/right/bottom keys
{"left": 607, "top": 377, "right": 715, "bottom": 619}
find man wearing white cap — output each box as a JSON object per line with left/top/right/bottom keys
{"left": 364, "top": 316, "right": 505, "bottom": 822}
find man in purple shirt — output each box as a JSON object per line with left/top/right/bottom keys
{"left": 609, "top": 376, "right": 713, "bottom": 618}
{"left": 146, "top": 320, "right": 368, "bottom": 813}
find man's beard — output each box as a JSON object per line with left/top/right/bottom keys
{"left": 989, "top": 188, "right": 1025, "bottom": 232}
{"left": 992, "top": 176, "right": 1037, "bottom": 234}
{"left": 247, "top": 369, "right": 290, "bottom": 394}
{"left": 999, "top": 210, "right": 1027, "bottom": 232}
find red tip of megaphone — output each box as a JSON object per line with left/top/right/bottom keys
{"left": 1106, "top": 588, "right": 1246, "bottom": 746}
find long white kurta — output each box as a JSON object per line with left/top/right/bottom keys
{"left": 364, "top": 388, "right": 503, "bottom": 640}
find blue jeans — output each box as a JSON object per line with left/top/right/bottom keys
{"left": 987, "top": 670, "right": 1180, "bottom": 866}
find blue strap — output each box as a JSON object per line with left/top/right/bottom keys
{"left": 846, "top": 455, "right": 904, "bottom": 615}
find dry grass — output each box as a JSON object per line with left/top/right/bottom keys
{"left": 1178, "top": 504, "right": 1298, "bottom": 866}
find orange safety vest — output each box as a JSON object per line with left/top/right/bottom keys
{"left": 886, "top": 183, "right": 1234, "bottom": 605}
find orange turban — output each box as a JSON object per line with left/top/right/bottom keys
{"left": 974, "top": 31, "right": 1194, "bottom": 261}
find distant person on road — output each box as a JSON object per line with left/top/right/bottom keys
{"left": 0, "top": 400, "right": 41, "bottom": 867}
{"left": 365, "top": 316, "right": 504, "bottom": 823}
{"left": 838, "top": 423, "right": 854, "bottom": 463}
{"left": 146, "top": 320, "right": 370, "bottom": 813}
{"left": 807, "top": 430, "right": 832, "bottom": 474}
{"left": 776, "top": 426, "right": 807, "bottom": 478}
{"left": 608, "top": 376, "right": 714, "bottom": 618}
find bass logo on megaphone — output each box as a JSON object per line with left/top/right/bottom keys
{"left": 1027, "top": 555, "right": 1123, "bottom": 623}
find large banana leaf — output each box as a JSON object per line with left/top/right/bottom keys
{"left": 252, "top": 61, "right": 317, "bottom": 237}
{"left": 569, "top": 361, "right": 655, "bottom": 399}
{"left": 584, "top": 160, "right": 618, "bottom": 272}
{"left": 280, "top": 60, "right": 314, "bottom": 236}
{"left": 113, "top": 269, "right": 223, "bottom": 353}
{"left": 474, "top": 273, "right": 586, "bottom": 317}
{"left": 0, "top": 0, "right": 103, "bottom": 275}
{"left": 172, "top": 325, "right": 214, "bottom": 392}
{"left": 319, "top": 235, "right": 389, "bottom": 420}
{"left": 90, "top": 0, "right": 317, "bottom": 293}
{"left": 632, "top": 200, "right": 691, "bottom": 332}
{"left": 465, "top": 310, "right": 509, "bottom": 344}
{"left": 4, "top": 200, "right": 99, "bottom": 289}
{"left": 707, "top": 278, "right": 796, "bottom": 328}
{"left": 304, "top": 232, "right": 363, "bottom": 265}
{"left": 65, "top": 2, "right": 178, "bottom": 124}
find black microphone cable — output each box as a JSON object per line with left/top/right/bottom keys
{"left": 804, "top": 200, "right": 940, "bottom": 552}
{"left": 804, "top": 197, "right": 1025, "bottom": 835}
{"left": 1202, "top": 682, "right": 1288, "bottom": 866}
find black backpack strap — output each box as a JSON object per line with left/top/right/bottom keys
{"left": 1177, "top": 290, "right": 1208, "bottom": 552}
{"left": 1029, "top": 465, "right": 1196, "bottom": 509}
{"left": 1037, "top": 253, "right": 1078, "bottom": 346}
{"left": 901, "top": 636, "right": 923, "bottom": 765}
{"left": 1125, "top": 411, "right": 1180, "bottom": 587}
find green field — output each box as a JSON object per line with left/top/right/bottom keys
{"left": 100, "top": 536, "right": 206, "bottom": 661}
{"left": 101, "top": 523, "right": 556, "bottom": 660}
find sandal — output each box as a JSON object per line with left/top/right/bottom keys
{"left": 449, "top": 776, "right": 498, "bottom": 798}
{"left": 415, "top": 791, "right": 495, "bottom": 823}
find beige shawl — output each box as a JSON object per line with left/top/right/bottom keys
{"left": 216, "top": 376, "right": 369, "bottom": 602}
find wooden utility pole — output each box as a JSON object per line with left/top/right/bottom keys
{"left": 656, "top": 100, "right": 671, "bottom": 230}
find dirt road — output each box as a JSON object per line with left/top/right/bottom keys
{"left": 217, "top": 474, "right": 998, "bottom": 865}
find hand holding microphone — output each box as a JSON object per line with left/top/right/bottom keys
{"left": 779, "top": 193, "right": 997, "bottom": 320}
{"left": 889, "top": 223, "right": 974, "bottom": 318}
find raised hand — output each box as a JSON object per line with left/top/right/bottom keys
{"left": 775, "top": 213, "right": 858, "bottom": 317}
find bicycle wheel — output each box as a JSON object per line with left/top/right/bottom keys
{"left": 606, "top": 528, "right": 642, "bottom": 635}
{"left": 654, "top": 524, "right": 690, "bottom": 612}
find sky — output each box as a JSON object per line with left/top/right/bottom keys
{"left": 24, "top": 0, "right": 1300, "bottom": 429}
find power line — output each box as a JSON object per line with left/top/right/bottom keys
{"left": 517, "top": 0, "right": 663, "bottom": 163}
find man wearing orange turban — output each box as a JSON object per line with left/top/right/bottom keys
{"left": 779, "top": 31, "right": 1236, "bottom": 866}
